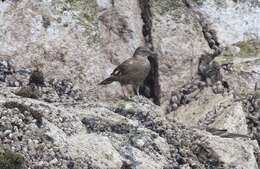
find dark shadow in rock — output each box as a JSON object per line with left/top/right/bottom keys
{"left": 139, "top": 0, "right": 161, "bottom": 106}
{"left": 120, "top": 161, "right": 133, "bottom": 169}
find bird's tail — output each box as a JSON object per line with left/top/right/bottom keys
{"left": 98, "top": 76, "right": 116, "bottom": 85}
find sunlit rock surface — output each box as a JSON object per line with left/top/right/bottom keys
{"left": 0, "top": 0, "right": 260, "bottom": 168}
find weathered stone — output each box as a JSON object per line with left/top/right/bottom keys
{"left": 172, "top": 88, "right": 233, "bottom": 127}
{"left": 67, "top": 133, "right": 122, "bottom": 169}
{"left": 198, "top": 0, "right": 260, "bottom": 45}
{"left": 194, "top": 131, "right": 259, "bottom": 169}
{"left": 209, "top": 102, "right": 248, "bottom": 135}
{"left": 0, "top": 0, "right": 259, "bottom": 168}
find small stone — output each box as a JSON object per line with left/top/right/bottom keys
{"left": 204, "top": 32, "right": 212, "bottom": 39}
{"left": 172, "top": 103, "right": 178, "bottom": 109}
{"left": 209, "top": 39, "right": 216, "bottom": 48}
{"left": 36, "top": 161, "right": 45, "bottom": 167}
{"left": 57, "top": 17, "right": 62, "bottom": 23}
{"left": 33, "top": 139, "right": 39, "bottom": 144}
{"left": 67, "top": 161, "right": 75, "bottom": 169}
{"left": 0, "top": 132, "right": 4, "bottom": 139}
{"left": 4, "top": 129, "right": 12, "bottom": 136}
{"left": 50, "top": 158, "right": 58, "bottom": 165}
{"left": 212, "top": 45, "right": 219, "bottom": 51}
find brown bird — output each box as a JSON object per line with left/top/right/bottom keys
{"left": 28, "top": 68, "right": 45, "bottom": 87}
{"left": 99, "top": 46, "right": 154, "bottom": 96}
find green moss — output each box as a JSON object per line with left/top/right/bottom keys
{"left": 236, "top": 39, "right": 260, "bottom": 58}
{"left": 117, "top": 101, "right": 135, "bottom": 112}
{"left": 66, "top": 0, "right": 98, "bottom": 29}
{"left": 66, "top": 0, "right": 100, "bottom": 45}
{"left": 152, "top": 0, "right": 184, "bottom": 15}
{"left": 0, "top": 149, "right": 25, "bottom": 169}
{"left": 215, "top": 39, "right": 260, "bottom": 64}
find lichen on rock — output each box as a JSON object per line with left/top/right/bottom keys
{"left": 0, "top": 148, "right": 25, "bottom": 169}
{"left": 216, "top": 39, "right": 260, "bottom": 64}
{"left": 0, "top": 0, "right": 260, "bottom": 168}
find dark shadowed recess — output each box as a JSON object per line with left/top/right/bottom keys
{"left": 139, "top": 0, "right": 161, "bottom": 105}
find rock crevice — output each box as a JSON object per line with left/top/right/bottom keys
{"left": 139, "top": 0, "right": 160, "bottom": 105}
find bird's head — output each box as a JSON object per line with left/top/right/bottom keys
{"left": 31, "top": 59, "right": 44, "bottom": 71}
{"left": 133, "top": 46, "right": 157, "bottom": 58}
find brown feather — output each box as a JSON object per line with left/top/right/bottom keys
{"left": 98, "top": 76, "right": 116, "bottom": 85}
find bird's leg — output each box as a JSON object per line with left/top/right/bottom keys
{"left": 121, "top": 85, "right": 132, "bottom": 100}
{"left": 133, "top": 84, "right": 140, "bottom": 97}
{"left": 121, "top": 85, "right": 127, "bottom": 97}
{"left": 136, "top": 85, "right": 140, "bottom": 96}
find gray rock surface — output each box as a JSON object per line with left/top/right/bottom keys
{"left": 0, "top": 0, "right": 260, "bottom": 168}
{"left": 199, "top": 0, "right": 260, "bottom": 45}
{"left": 151, "top": 0, "right": 212, "bottom": 105}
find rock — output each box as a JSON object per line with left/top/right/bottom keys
{"left": 66, "top": 133, "right": 122, "bottom": 169}
{"left": 214, "top": 39, "right": 260, "bottom": 94}
{"left": 172, "top": 88, "right": 232, "bottom": 127}
{"left": 0, "top": 59, "right": 14, "bottom": 82}
{"left": 0, "top": 0, "right": 114, "bottom": 101}
{"left": 253, "top": 87, "right": 260, "bottom": 112}
{"left": 41, "top": 87, "right": 60, "bottom": 103}
{"left": 194, "top": 131, "right": 259, "bottom": 169}
{"left": 119, "top": 145, "right": 166, "bottom": 169}
{"left": 0, "top": 0, "right": 259, "bottom": 168}
{"left": 199, "top": 54, "right": 222, "bottom": 85}
{"left": 49, "top": 79, "right": 82, "bottom": 102}
{"left": 0, "top": 88, "right": 260, "bottom": 168}
{"left": 152, "top": 0, "right": 212, "bottom": 104}
{"left": 49, "top": 158, "right": 58, "bottom": 165}
{"left": 212, "top": 81, "right": 225, "bottom": 94}
{"left": 198, "top": 0, "right": 260, "bottom": 45}
{"left": 244, "top": 84, "right": 260, "bottom": 146}
{"left": 209, "top": 102, "right": 248, "bottom": 135}
{"left": 3, "top": 130, "right": 12, "bottom": 137}
{"left": 120, "top": 161, "right": 132, "bottom": 169}
{"left": 7, "top": 78, "right": 21, "bottom": 87}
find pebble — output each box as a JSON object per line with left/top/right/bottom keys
{"left": 4, "top": 129, "right": 12, "bottom": 136}
{"left": 50, "top": 158, "right": 58, "bottom": 165}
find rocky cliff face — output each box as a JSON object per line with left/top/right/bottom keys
{"left": 0, "top": 0, "right": 260, "bottom": 168}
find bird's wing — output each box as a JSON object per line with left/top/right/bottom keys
{"left": 111, "top": 58, "right": 136, "bottom": 76}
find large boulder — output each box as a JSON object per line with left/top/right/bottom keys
{"left": 198, "top": 0, "right": 260, "bottom": 45}
{"left": 214, "top": 39, "right": 260, "bottom": 93}
{"left": 0, "top": 0, "right": 145, "bottom": 100}
{"left": 151, "top": 0, "right": 212, "bottom": 105}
